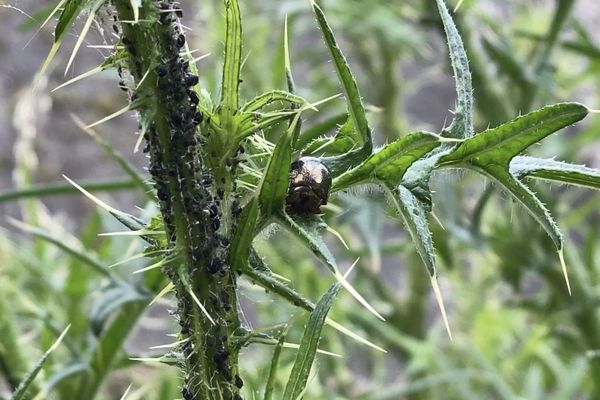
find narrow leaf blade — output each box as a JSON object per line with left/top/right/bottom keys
{"left": 11, "top": 325, "right": 71, "bottom": 400}
{"left": 282, "top": 283, "right": 341, "bottom": 400}
{"left": 240, "top": 90, "right": 308, "bottom": 113}
{"left": 258, "top": 120, "right": 295, "bottom": 217}
{"left": 478, "top": 164, "right": 563, "bottom": 250}
{"left": 310, "top": 0, "right": 372, "bottom": 150}
{"left": 510, "top": 156, "right": 600, "bottom": 189}
{"left": 435, "top": 0, "right": 474, "bottom": 138}
{"left": 220, "top": 0, "right": 242, "bottom": 112}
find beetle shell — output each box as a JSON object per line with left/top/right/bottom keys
{"left": 286, "top": 157, "right": 332, "bottom": 214}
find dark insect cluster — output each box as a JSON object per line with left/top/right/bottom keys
{"left": 285, "top": 157, "right": 332, "bottom": 214}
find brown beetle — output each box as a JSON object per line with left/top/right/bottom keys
{"left": 286, "top": 157, "right": 332, "bottom": 214}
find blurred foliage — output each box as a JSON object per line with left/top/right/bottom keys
{"left": 1, "top": 0, "right": 600, "bottom": 399}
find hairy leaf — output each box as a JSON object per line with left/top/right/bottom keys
{"left": 277, "top": 213, "right": 337, "bottom": 274}
{"left": 310, "top": 0, "right": 371, "bottom": 148}
{"left": 296, "top": 113, "right": 347, "bottom": 152}
{"left": 435, "top": 0, "right": 473, "bottom": 138}
{"left": 510, "top": 156, "right": 600, "bottom": 189}
{"left": 332, "top": 132, "right": 441, "bottom": 191}
{"left": 240, "top": 90, "right": 308, "bottom": 113}
{"left": 441, "top": 103, "right": 588, "bottom": 166}
{"left": 258, "top": 119, "right": 295, "bottom": 217}
{"left": 310, "top": 0, "right": 373, "bottom": 176}
{"left": 386, "top": 185, "right": 437, "bottom": 277}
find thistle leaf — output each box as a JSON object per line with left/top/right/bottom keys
{"left": 257, "top": 116, "right": 298, "bottom": 218}
{"left": 332, "top": 132, "right": 441, "bottom": 191}
{"left": 240, "top": 90, "right": 308, "bottom": 113}
{"left": 510, "top": 156, "right": 600, "bottom": 189}
{"left": 310, "top": 0, "right": 370, "bottom": 148}
{"left": 220, "top": 0, "right": 242, "bottom": 114}
{"left": 441, "top": 103, "right": 588, "bottom": 165}
{"left": 282, "top": 283, "right": 341, "bottom": 400}
{"left": 435, "top": 0, "right": 473, "bottom": 138}
{"left": 229, "top": 197, "right": 259, "bottom": 269}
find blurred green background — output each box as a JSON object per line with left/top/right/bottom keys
{"left": 1, "top": 0, "right": 600, "bottom": 399}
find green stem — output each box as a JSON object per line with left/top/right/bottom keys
{"left": 113, "top": 2, "right": 242, "bottom": 398}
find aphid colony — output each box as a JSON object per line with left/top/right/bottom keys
{"left": 116, "top": 0, "right": 243, "bottom": 395}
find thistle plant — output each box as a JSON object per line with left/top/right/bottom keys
{"left": 7, "top": 0, "right": 600, "bottom": 399}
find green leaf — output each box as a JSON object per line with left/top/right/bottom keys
{"left": 90, "top": 286, "right": 149, "bottom": 335}
{"left": 481, "top": 164, "right": 564, "bottom": 250}
{"left": 10, "top": 325, "right": 70, "bottom": 400}
{"left": 220, "top": 0, "right": 242, "bottom": 113}
{"left": 386, "top": 185, "right": 436, "bottom": 277}
{"left": 242, "top": 253, "right": 314, "bottom": 311}
{"left": 264, "top": 328, "right": 288, "bottom": 400}
{"left": 302, "top": 118, "right": 358, "bottom": 157}
{"left": 332, "top": 132, "right": 441, "bottom": 191}
{"left": 438, "top": 103, "right": 588, "bottom": 294}
{"left": 257, "top": 118, "right": 296, "bottom": 218}
{"left": 9, "top": 219, "right": 120, "bottom": 282}
{"left": 240, "top": 90, "right": 308, "bottom": 113}
{"left": 385, "top": 184, "right": 453, "bottom": 338}
{"left": 308, "top": 0, "right": 372, "bottom": 176}
{"left": 296, "top": 112, "right": 347, "bottom": 152}
{"left": 435, "top": 0, "right": 473, "bottom": 138}
{"left": 282, "top": 283, "right": 341, "bottom": 400}
{"left": 510, "top": 156, "right": 600, "bottom": 189}
{"left": 310, "top": 1, "right": 371, "bottom": 148}
{"left": 441, "top": 103, "right": 588, "bottom": 165}
{"left": 229, "top": 197, "right": 259, "bottom": 269}
{"left": 277, "top": 213, "right": 337, "bottom": 274}
{"left": 55, "top": 0, "right": 86, "bottom": 43}
{"left": 39, "top": 0, "right": 87, "bottom": 75}
{"left": 35, "top": 362, "right": 88, "bottom": 399}
{"left": 0, "top": 178, "right": 136, "bottom": 203}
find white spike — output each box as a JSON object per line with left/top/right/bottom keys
{"left": 430, "top": 276, "right": 453, "bottom": 341}
{"left": 334, "top": 261, "right": 385, "bottom": 321}
{"left": 558, "top": 248, "right": 572, "bottom": 296}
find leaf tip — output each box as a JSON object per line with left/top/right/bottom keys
{"left": 454, "top": 0, "right": 465, "bottom": 12}
{"left": 586, "top": 107, "right": 600, "bottom": 114}
{"left": 430, "top": 276, "right": 453, "bottom": 341}
{"left": 558, "top": 248, "right": 572, "bottom": 296}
